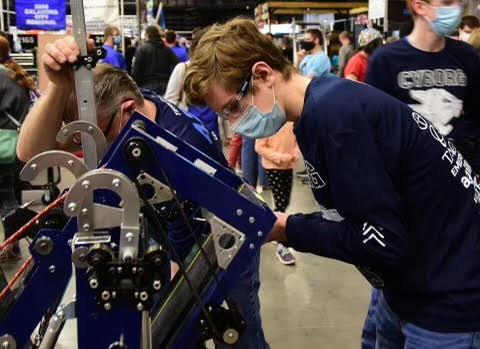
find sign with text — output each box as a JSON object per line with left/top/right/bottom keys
{"left": 15, "top": 0, "right": 66, "bottom": 31}
{"left": 368, "top": 0, "right": 386, "bottom": 19}
{"left": 83, "top": 0, "right": 119, "bottom": 34}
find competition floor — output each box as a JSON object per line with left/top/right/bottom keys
{"left": 1, "top": 169, "right": 371, "bottom": 349}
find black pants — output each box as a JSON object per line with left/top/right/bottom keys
{"left": 265, "top": 169, "right": 293, "bottom": 213}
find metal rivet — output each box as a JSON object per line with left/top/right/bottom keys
{"left": 104, "top": 303, "right": 111, "bottom": 311}
{"left": 31, "top": 163, "right": 37, "bottom": 171}
{"left": 140, "top": 291, "right": 148, "bottom": 301}
{"left": 257, "top": 231, "right": 263, "bottom": 238}
{"left": 82, "top": 223, "right": 90, "bottom": 232}
{"left": 112, "top": 178, "right": 121, "bottom": 188}
{"left": 49, "top": 265, "right": 56, "bottom": 274}
{"left": 137, "top": 303, "right": 144, "bottom": 311}
{"left": 249, "top": 243, "right": 255, "bottom": 250}
{"left": 101, "top": 290, "right": 110, "bottom": 300}
{"left": 67, "top": 159, "right": 74, "bottom": 167}
{"left": 68, "top": 202, "right": 77, "bottom": 212}
{"left": 236, "top": 209, "right": 243, "bottom": 216}
{"left": 62, "top": 128, "right": 69, "bottom": 136}
{"left": 82, "top": 180, "right": 90, "bottom": 189}
{"left": 153, "top": 280, "right": 161, "bottom": 290}
{"left": 249, "top": 217, "right": 255, "bottom": 224}
{"left": 89, "top": 278, "right": 98, "bottom": 289}
{"left": 88, "top": 126, "right": 94, "bottom": 133}
{"left": 81, "top": 208, "right": 88, "bottom": 216}
{"left": 125, "top": 232, "right": 134, "bottom": 242}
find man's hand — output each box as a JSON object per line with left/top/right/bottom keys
{"left": 42, "top": 36, "right": 95, "bottom": 89}
{"left": 265, "top": 212, "right": 289, "bottom": 243}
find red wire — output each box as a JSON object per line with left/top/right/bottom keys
{"left": 0, "top": 192, "right": 68, "bottom": 252}
{"left": 0, "top": 256, "right": 33, "bottom": 302}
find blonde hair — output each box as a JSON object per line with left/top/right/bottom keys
{"left": 469, "top": 28, "right": 480, "bottom": 52}
{"left": 184, "top": 17, "right": 293, "bottom": 106}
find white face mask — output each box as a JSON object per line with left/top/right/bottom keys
{"left": 459, "top": 31, "right": 472, "bottom": 42}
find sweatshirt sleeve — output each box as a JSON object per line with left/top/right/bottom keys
{"left": 164, "top": 63, "right": 186, "bottom": 106}
{"left": 286, "top": 109, "right": 409, "bottom": 270}
{"left": 132, "top": 47, "right": 145, "bottom": 86}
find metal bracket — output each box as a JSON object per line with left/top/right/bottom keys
{"left": 20, "top": 150, "right": 88, "bottom": 182}
{"left": 64, "top": 169, "right": 141, "bottom": 262}
{"left": 136, "top": 171, "right": 173, "bottom": 205}
{"left": 202, "top": 210, "right": 245, "bottom": 270}
{"left": 71, "top": 47, "right": 106, "bottom": 71}
{"left": 37, "top": 300, "right": 76, "bottom": 349}
{"left": 57, "top": 121, "right": 108, "bottom": 162}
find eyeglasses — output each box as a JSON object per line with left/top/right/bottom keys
{"left": 217, "top": 73, "right": 252, "bottom": 120}
{"left": 72, "top": 109, "right": 118, "bottom": 145}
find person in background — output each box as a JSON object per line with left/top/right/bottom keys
{"left": 296, "top": 28, "right": 331, "bottom": 78}
{"left": 364, "top": 0, "right": 480, "bottom": 346}
{"left": 132, "top": 25, "right": 179, "bottom": 96}
{"left": 255, "top": 123, "right": 299, "bottom": 265}
{"left": 124, "top": 37, "right": 136, "bottom": 75}
{"left": 469, "top": 28, "right": 480, "bottom": 56}
{"left": 0, "top": 35, "right": 36, "bottom": 261}
{"left": 344, "top": 28, "right": 383, "bottom": 82}
{"left": 458, "top": 15, "right": 480, "bottom": 42}
{"left": 281, "top": 36, "right": 294, "bottom": 63}
{"left": 100, "top": 25, "right": 127, "bottom": 70}
{"left": 165, "top": 29, "right": 189, "bottom": 63}
{"left": 337, "top": 31, "right": 355, "bottom": 78}
{"left": 164, "top": 27, "right": 220, "bottom": 142}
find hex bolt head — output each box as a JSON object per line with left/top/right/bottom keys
{"left": 67, "top": 202, "right": 77, "bottom": 212}
{"left": 257, "top": 231, "right": 263, "bottom": 237}
{"left": 82, "top": 180, "right": 91, "bottom": 189}
{"left": 49, "top": 265, "right": 56, "bottom": 274}
{"left": 104, "top": 303, "right": 111, "bottom": 311}
{"left": 101, "top": 290, "right": 110, "bottom": 301}
{"left": 62, "top": 128, "right": 69, "bottom": 136}
{"left": 249, "top": 243, "right": 255, "bottom": 250}
{"left": 112, "top": 178, "right": 121, "bottom": 188}
{"left": 140, "top": 291, "right": 148, "bottom": 301}
{"left": 31, "top": 163, "right": 38, "bottom": 171}
{"left": 249, "top": 217, "right": 255, "bottom": 224}
{"left": 81, "top": 208, "right": 88, "bottom": 216}
{"left": 132, "top": 147, "right": 142, "bottom": 158}
{"left": 125, "top": 232, "right": 134, "bottom": 242}
{"left": 88, "top": 126, "right": 94, "bottom": 133}
{"left": 82, "top": 223, "right": 90, "bottom": 232}
{"left": 153, "top": 280, "right": 161, "bottom": 290}
{"left": 236, "top": 209, "right": 243, "bottom": 216}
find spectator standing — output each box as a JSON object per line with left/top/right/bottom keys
{"left": 296, "top": 29, "right": 331, "bottom": 78}
{"left": 255, "top": 123, "right": 299, "bottom": 265}
{"left": 469, "top": 28, "right": 480, "bottom": 56}
{"left": 458, "top": 15, "right": 480, "bottom": 42}
{"left": 132, "top": 26, "right": 179, "bottom": 96}
{"left": 364, "top": 0, "right": 480, "bottom": 347}
{"left": 281, "top": 36, "right": 294, "bottom": 62}
{"left": 165, "top": 29, "right": 189, "bottom": 63}
{"left": 100, "top": 26, "right": 127, "bottom": 70}
{"left": 344, "top": 28, "right": 383, "bottom": 82}
{"left": 337, "top": 31, "right": 355, "bottom": 78}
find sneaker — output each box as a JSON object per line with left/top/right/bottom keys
{"left": 276, "top": 246, "right": 296, "bottom": 265}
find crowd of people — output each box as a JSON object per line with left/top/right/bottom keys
{"left": 1, "top": 1, "right": 480, "bottom": 347}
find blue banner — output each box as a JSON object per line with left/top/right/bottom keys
{"left": 15, "top": 0, "right": 66, "bottom": 31}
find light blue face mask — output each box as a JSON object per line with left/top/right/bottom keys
{"left": 114, "top": 35, "right": 122, "bottom": 45}
{"left": 231, "top": 87, "right": 286, "bottom": 139}
{"left": 427, "top": 5, "right": 462, "bottom": 36}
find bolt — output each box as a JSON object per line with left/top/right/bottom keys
{"left": 67, "top": 159, "right": 74, "bottom": 167}
{"left": 68, "top": 239, "right": 73, "bottom": 246}
{"left": 132, "top": 267, "right": 137, "bottom": 274}
{"left": 208, "top": 306, "right": 213, "bottom": 312}
{"left": 104, "top": 303, "right": 111, "bottom": 311}
{"left": 30, "top": 163, "right": 38, "bottom": 171}
{"left": 112, "top": 291, "right": 117, "bottom": 299}
{"left": 87, "top": 56, "right": 93, "bottom": 62}
{"left": 49, "top": 265, "right": 56, "bottom": 274}
{"left": 236, "top": 209, "right": 243, "bottom": 216}
{"left": 110, "top": 242, "right": 117, "bottom": 249}
{"left": 86, "top": 63, "right": 92, "bottom": 69}
{"left": 132, "top": 147, "right": 142, "bottom": 158}
{"left": 249, "top": 243, "right": 255, "bottom": 250}
{"left": 137, "top": 303, "right": 144, "bottom": 311}
{"left": 153, "top": 280, "right": 161, "bottom": 290}
{"left": 82, "top": 223, "right": 90, "bottom": 232}
{"left": 68, "top": 202, "right": 77, "bottom": 212}
{"left": 112, "top": 178, "right": 121, "bottom": 188}
{"left": 88, "top": 126, "right": 94, "bottom": 133}
{"left": 81, "top": 208, "right": 88, "bottom": 216}
{"left": 200, "top": 319, "right": 205, "bottom": 325}
{"left": 140, "top": 291, "right": 148, "bottom": 301}
{"left": 249, "top": 217, "right": 255, "bottom": 223}
{"left": 2, "top": 340, "right": 10, "bottom": 349}
{"left": 62, "top": 128, "right": 69, "bottom": 136}
{"left": 82, "top": 180, "right": 90, "bottom": 189}
{"left": 117, "top": 267, "right": 122, "bottom": 274}
{"left": 101, "top": 290, "right": 110, "bottom": 300}
{"left": 257, "top": 231, "right": 263, "bottom": 238}
{"left": 134, "top": 291, "right": 139, "bottom": 299}
{"left": 89, "top": 278, "right": 99, "bottom": 289}
{"left": 125, "top": 232, "right": 134, "bottom": 242}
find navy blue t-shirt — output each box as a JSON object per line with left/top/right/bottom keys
{"left": 365, "top": 37, "right": 480, "bottom": 169}
{"left": 287, "top": 77, "right": 480, "bottom": 332}
{"left": 141, "top": 89, "right": 227, "bottom": 260}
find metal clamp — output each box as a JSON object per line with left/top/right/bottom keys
{"left": 57, "top": 121, "right": 108, "bottom": 162}
{"left": 20, "top": 150, "right": 88, "bottom": 182}
{"left": 64, "top": 169, "right": 141, "bottom": 262}
{"left": 202, "top": 210, "right": 245, "bottom": 270}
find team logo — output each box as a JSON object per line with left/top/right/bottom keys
{"left": 304, "top": 160, "right": 326, "bottom": 189}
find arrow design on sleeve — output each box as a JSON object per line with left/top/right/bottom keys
{"left": 362, "top": 222, "right": 386, "bottom": 247}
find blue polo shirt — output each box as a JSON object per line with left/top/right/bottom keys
{"left": 299, "top": 51, "right": 331, "bottom": 77}
{"left": 101, "top": 44, "right": 127, "bottom": 70}
{"left": 287, "top": 76, "right": 480, "bottom": 332}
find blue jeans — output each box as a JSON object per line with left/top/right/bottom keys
{"left": 362, "top": 288, "right": 380, "bottom": 349}
{"left": 241, "top": 137, "right": 267, "bottom": 187}
{"left": 374, "top": 290, "right": 480, "bottom": 349}
{"left": 219, "top": 248, "right": 270, "bottom": 349}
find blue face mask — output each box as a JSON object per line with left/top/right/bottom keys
{"left": 114, "top": 35, "right": 122, "bottom": 45}
{"left": 427, "top": 5, "right": 462, "bottom": 36}
{"left": 231, "top": 88, "right": 286, "bottom": 139}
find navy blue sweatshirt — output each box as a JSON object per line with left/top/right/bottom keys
{"left": 365, "top": 37, "right": 480, "bottom": 169}
{"left": 287, "top": 77, "right": 480, "bottom": 332}
{"left": 142, "top": 90, "right": 227, "bottom": 261}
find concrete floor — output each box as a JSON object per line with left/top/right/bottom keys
{"left": 0, "top": 171, "right": 371, "bottom": 348}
